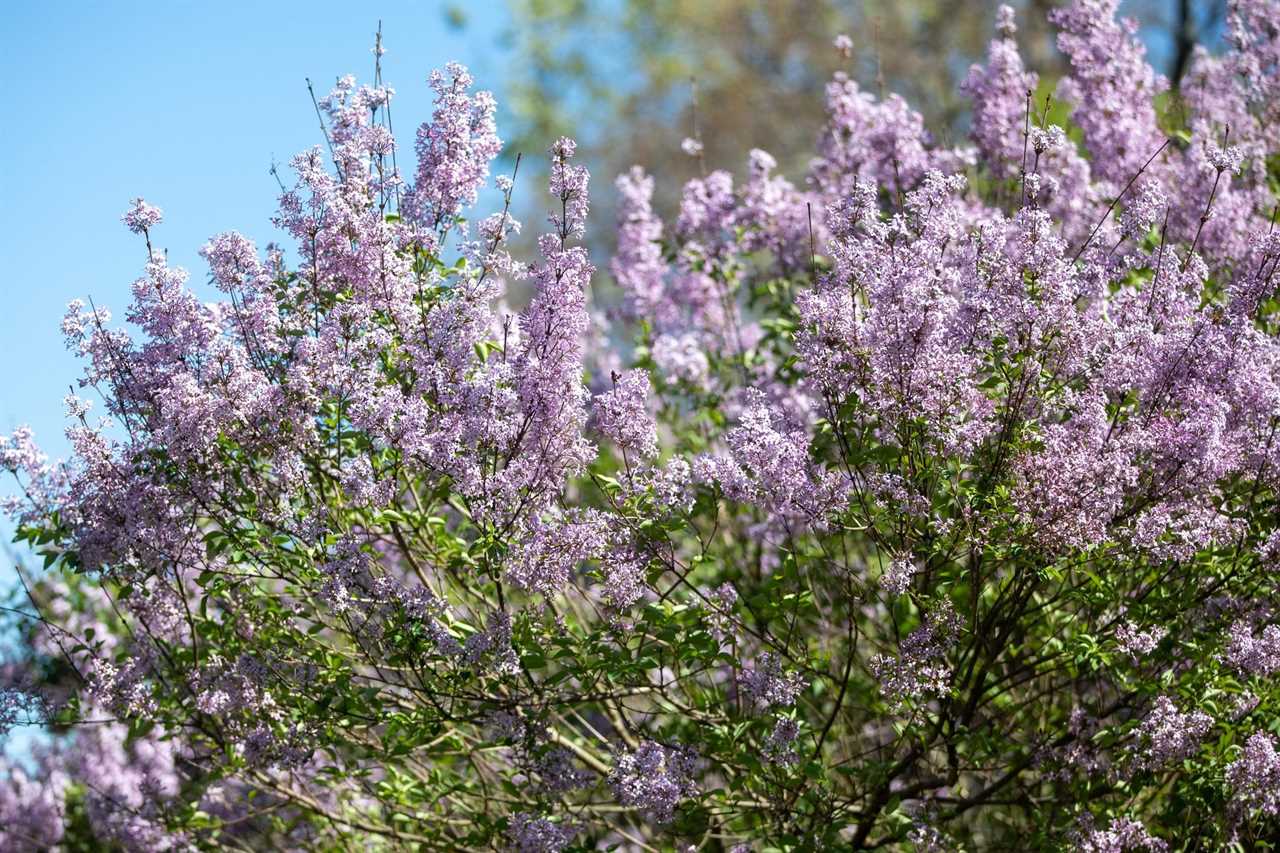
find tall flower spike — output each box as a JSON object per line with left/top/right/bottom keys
{"left": 593, "top": 369, "right": 658, "bottom": 460}
{"left": 962, "top": 5, "right": 1038, "bottom": 181}
{"left": 1051, "top": 0, "right": 1166, "bottom": 188}
{"left": 549, "top": 137, "right": 590, "bottom": 241}
{"left": 406, "top": 62, "right": 501, "bottom": 236}
{"left": 612, "top": 166, "right": 669, "bottom": 322}
{"left": 505, "top": 140, "right": 596, "bottom": 520}
{"left": 121, "top": 198, "right": 163, "bottom": 235}
{"left": 608, "top": 741, "right": 699, "bottom": 825}
{"left": 1226, "top": 731, "right": 1280, "bottom": 818}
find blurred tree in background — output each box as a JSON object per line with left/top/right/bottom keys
{"left": 447, "top": 0, "right": 1224, "bottom": 241}
{"left": 496, "top": 2, "right": 1053, "bottom": 186}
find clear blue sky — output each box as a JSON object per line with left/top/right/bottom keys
{"left": 0, "top": 0, "right": 510, "bottom": 522}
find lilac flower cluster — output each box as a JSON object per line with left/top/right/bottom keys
{"left": 0, "top": 716, "right": 188, "bottom": 852}
{"left": 762, "top": 717, "right": 801, "bottom": 767}
{"left": 1074, "top": 816, "right": 1168, "bottom": 853}
{"left": 612, "top": 167, "right": 666, "bottom": 320}
{"left": 593, "top": 368, "right": 659, "bottom": 460}
{"left": 870, "top": 602, "right": 961, "bottom": 709}
{"left": 405, "top": 62, "right": 501, "bottom": 237}
{"left": 121, "top": 197, "right": 163, "bottom": 235}
{"left": 1051, "top": 0, "right": 1166, "bottom": 189}
{"left": 1226, "top": 731, "right": 1280, "bottom": 817}
{"left": 1223, "top": 620, "right": 1280, "bottom": 677}
{"left": 1128, "top": 696, "right": 1213, "bottom": 772}
{"left": 608, "top": 741, "right": 699, "bottom": 824}
{"left": 879, "top": 557, "right": 918, "bottom": 598}
{"left": 0, "top": 760, "right": 65, "bottom": 851}
{"left": 738, "top": 653, "right": 807, "bottom": 710}
{"left": 507, "top": 812, "right": 578, "bottom": 853}
{"left": 1115, "top": 620, "right": 1167, "bottom": 662}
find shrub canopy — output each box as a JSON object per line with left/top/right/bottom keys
{"left": 4, "top": 1, "right": 1280, "bottom": 850}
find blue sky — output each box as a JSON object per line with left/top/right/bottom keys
{"left": 0, "top": 0, "right": 511, "bottom": 520}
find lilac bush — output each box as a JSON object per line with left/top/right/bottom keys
{"left": 3, "top": 1, "right": 1280, "bottom": 848}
